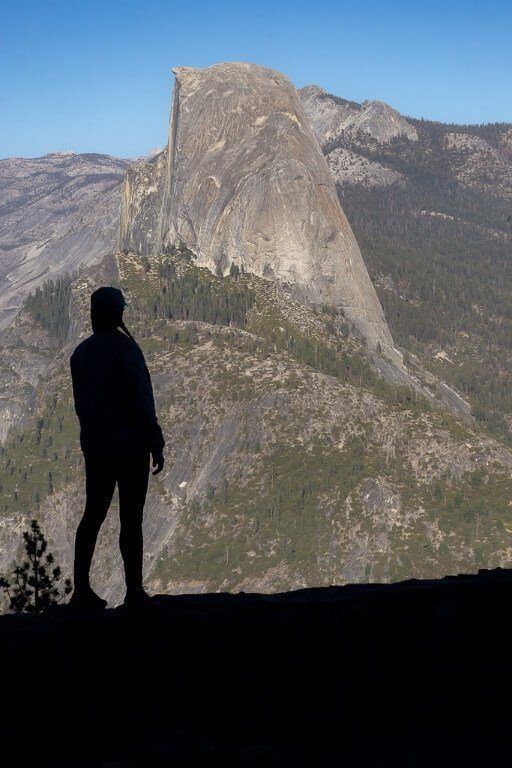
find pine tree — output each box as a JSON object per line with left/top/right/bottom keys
{"left": 0, "top": 520, "right": 72, "bottom": 613}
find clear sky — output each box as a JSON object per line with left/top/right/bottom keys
{"left": 1, "top": 0, "right": 511, "bottom": 158}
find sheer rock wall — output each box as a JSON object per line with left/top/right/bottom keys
{"left": 120, "top": 62, "right": 397, "bottom": 355}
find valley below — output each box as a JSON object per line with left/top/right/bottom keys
{"left": 0, "top": 62, "right": 511, "bottom": 604}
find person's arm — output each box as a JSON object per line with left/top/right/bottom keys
{"left": 121, "top": 341, "right": 165, "bottom": 471}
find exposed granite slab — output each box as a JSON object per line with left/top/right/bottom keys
{"left": 120, "top": 63, "right": 397, "bottom": 356}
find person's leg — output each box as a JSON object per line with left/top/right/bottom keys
{"left": 73, "top": 453, "right": 116, "bottom": 598}
{"left": 118, "top": 453, "right": 150, "bottom": 599}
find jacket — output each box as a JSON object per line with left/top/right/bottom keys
{"left": 70, "top": 329, "right": 165, "bottom": 457}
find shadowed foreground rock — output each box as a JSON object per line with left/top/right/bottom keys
{"left": 0, "top": 569, "right": 511, "bottom": 766}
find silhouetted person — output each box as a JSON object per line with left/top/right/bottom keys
{"left": 69, "top": 287, "right": 165, "bottom": 609}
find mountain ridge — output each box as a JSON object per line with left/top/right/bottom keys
{"left": 0, "top": 67, "right": 511, "bottom": 603}
{"left": 297, "top": 85, "right": 511, "bottom": 444}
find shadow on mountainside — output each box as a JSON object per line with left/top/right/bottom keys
{"left": 1, "top": 569, "right": 512, "bottom": 766}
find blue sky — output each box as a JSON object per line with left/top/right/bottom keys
{"left": 1, "top": 0, "right": 511, "bottom": 158}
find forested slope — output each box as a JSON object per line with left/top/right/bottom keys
{"left": 1, "top": 248, "right": 511, "bottom": 603}
{"left": 299, "top": 87, "right": 512, "bottom": 443}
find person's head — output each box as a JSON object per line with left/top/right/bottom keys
{"left": 90, "top": 287, "right": 126, "bottom": 333}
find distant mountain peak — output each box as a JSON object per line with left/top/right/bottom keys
{"left": 120, "top": 62, "right": 397, "bottom": 356}
{"left": 44, "top": 150, "right": 76, "bottom": 157}
{"left": 300, "top": 84, "right": 328, "bottom": 96}
{"left": 299, "top": 86, "right": 418, "bottom": 146}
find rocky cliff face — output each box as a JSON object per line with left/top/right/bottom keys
{"left": 298, "top": 86, "right": 418, "bottom": 190}
{"left": 0, "top": 153, "right": 129, "bottom": 439}
{"left": 443, "top": 132, "right": 512, "bottom": 198}
{"left": 325, "top": 147, "right": 404, "bottom": 187}
{"left": 120, "top": 63, "right": 396, "bottom": 355}
{"left": 0, "top": 152, "right": 128, "bottom": 328}
{"left": 119, "top": 150, "right": 167, "bottom": 255}
{"left": 299, "top": 85, "right": 418, "bottom": 148}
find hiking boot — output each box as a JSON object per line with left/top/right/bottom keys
{"left": 69, "top": 587, "right": 107, "bottom": 611}
{"left": 124, "top": 588, "right": 153, "bottom": 607}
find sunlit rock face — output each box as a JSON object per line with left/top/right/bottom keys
{"left": 299, "top": 85, "right": 418, "bottom": 148}
{"left": 119, "top": 150, "right": 167, "bottom": 256}
{"left": 0, "top": 153, "right": 128, "bottom": 328}
{"left": 120, "top": 62, "right": 396, "bottom": 353}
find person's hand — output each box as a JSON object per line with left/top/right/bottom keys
{"left": 151, "top": 451, "right": 165, "bottom": 475}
